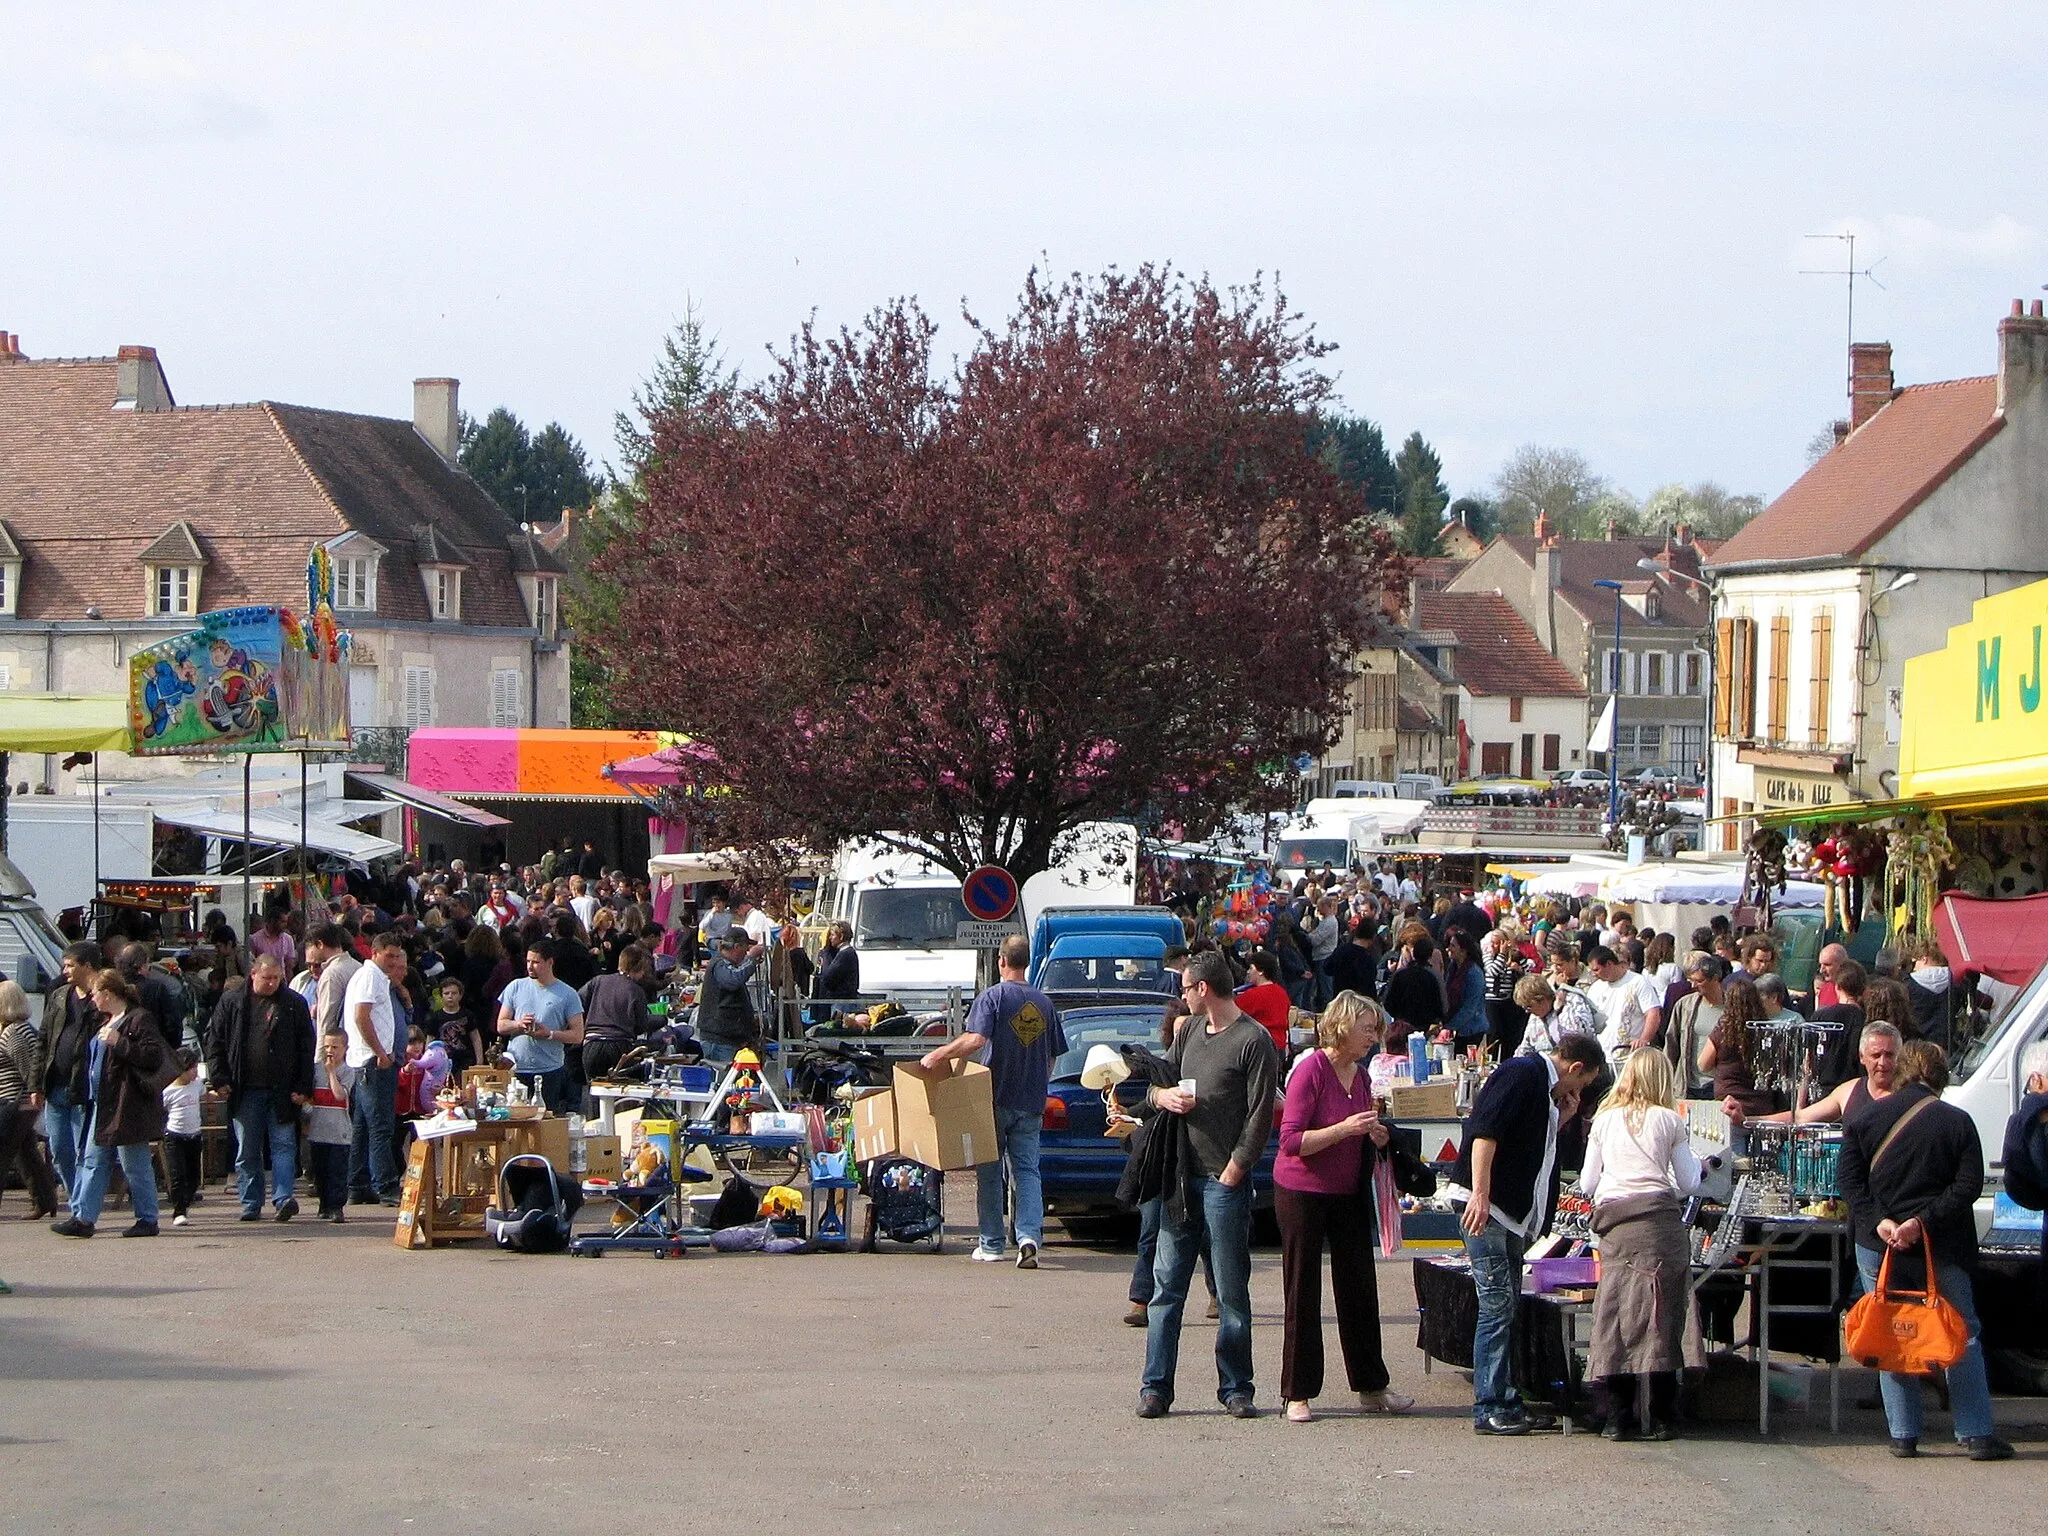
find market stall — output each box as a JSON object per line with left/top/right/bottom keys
{"left": 404, "top": 726, "right": 669, "bottom": 868}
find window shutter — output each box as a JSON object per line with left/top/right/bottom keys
{"left": 1809, "top": 611, "right": 1834, "bottom": 745}
{"left": 1737, "top": 618, "right": 1758, "bottom": 738}
{"left": 403, "top": 666, "right": 437, "bottom": 729}
{"left": 490, "top": 668, "right": 522, "bottom": 729}
{"left": 1767, "top": 614, "right": 1791, "bottom": 742}
{"left": 1714, "top": 619, "right": 1734, "bottom": 735}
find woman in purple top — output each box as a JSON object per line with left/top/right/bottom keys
{"left": 1275, "top": 990, "right": 1415, "bottom": 1422}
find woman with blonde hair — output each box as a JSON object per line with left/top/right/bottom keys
{"left": 1273, "top": 990, "right": 1415, "bottom": 1422}
{"left": 1580, "top": 1047, "right": 1702, "bottom": 1440}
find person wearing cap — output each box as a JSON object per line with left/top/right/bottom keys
{"left": 697, "top": 930, "right": 764, "bottom": 1064}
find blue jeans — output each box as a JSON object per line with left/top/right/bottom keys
{"left": 1854, "top": 1247, "right": 1996, "bottom": 1442}
{"left": 1463, "top": 1220, "right": 1528, "bottom": 1421}
{"left": 699, "top": 1039, "right": 738, "bottom": 1066}
{"left": 69, "top": 1107, "right": 160, "bottom": 1227}
{"left": 976, "top": 1106, "right": 1044, "bottom": 1254}
{"left": 349, "top": 1062, "right": 399, "bottom": 1199}
{"left": 41, "top": 1086, "right": 88, "bottom": 1196}
{"left": 517, "top": 1068, "right": 569, "bottom": 1114}
{"left": 232, "top": 1088, "right": 299, "bottom": 1214}
{"left": 1142, "top": 1178, "right": 1255, "bottom": 1405}
{"left": 1131, "top": 1196, "right": 1218, "bottom": 1304}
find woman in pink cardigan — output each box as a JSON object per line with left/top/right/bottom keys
{"left": 1275, "top": 991, "right": 1415, "bottom": 1422}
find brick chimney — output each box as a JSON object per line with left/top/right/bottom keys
{"left": 413, "top": 377, "right": 460, "bottom": 464}
{"left": 114, "top": 345, "right": 173, "bottom": 411}
{"left": 1831, "top": 418, "right": 1851, "bottom": 450}
{"left": 1849, "top": 341, "right": 1894, "bottom": 430}
{"left": 1998, "top": 299, "right": 2048, "bottom": 414}
{"left": 0, "top": 331, "right": 23, "bottom": 361}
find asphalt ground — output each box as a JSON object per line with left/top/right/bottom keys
{"left": 2, "top": 1176, "right": 2044, "bottom": 1535}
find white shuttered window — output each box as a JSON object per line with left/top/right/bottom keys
{"left": 490, "top": 669, "right": 522, "bottom": 728}
{"left": 402, "top": 666, "right": 436, "bottom": 728}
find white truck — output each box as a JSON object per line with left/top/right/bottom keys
{"left": 1275, "top": 797, "right": 1431, "bottom": 880}
{"left": 811, "top": 822, "right": 1140, "bottom": 1007}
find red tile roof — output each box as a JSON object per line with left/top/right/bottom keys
{"left": 1710, "top": 377, "right": 2002, "bottom": 568}
{"left": 0, "top": 355, "right": 557, "bottom": 625}
{"left": 1493, "top": 536, "right": 1711, "bottom": 630}
{"left": 1417, "top": 590, "right": 1586, "bottom": 698}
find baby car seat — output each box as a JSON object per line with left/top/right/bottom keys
{"left": 485, "top": 1153, "right": 586, "bottom": 1254}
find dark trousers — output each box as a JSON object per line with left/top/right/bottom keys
{"left": 1484, "top": 997, "right": 1523, "bottom": 1058}
{"left": 0, "top": 1099, "right": 59, "bottom": 1214}
{"left": 164, "top": 1131, "right": 203, "bottom": 1216}
{"left": 580, "top": 1038, "right": 630, "bottom": 1095}
{"left": 1275, "top": 1184, "right": 1390, "bottom": 1401}
{"left": 309, "top": 1142, "right": 351, "bottom": 1214}
{"left": 1594, "top": 1371, "right": 1678, "bottom": 1429}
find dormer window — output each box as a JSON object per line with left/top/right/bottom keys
{"left": 325, "top": 532, "right": 386, "bottom": 614}
{"left": 432, "top": 568, "right": 461, "bottom": 620}
{"left": 140, "top": 521, "right": 208, "bottom": 619}
{"left": 534, "top": 576, "right": 556, "bottom": 640}
{"left": 412, "top": 524, "right": 469, "bottom": 623}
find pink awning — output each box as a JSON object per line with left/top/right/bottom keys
{"left": 1933, "top": 891, "right": 2048, "bottom": 986}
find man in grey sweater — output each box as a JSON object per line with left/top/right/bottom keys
{"left": 1136, "top": 950, "right": 1280, "bottom": 1420}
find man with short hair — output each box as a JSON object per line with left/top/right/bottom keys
{"left": 305, "top": 922, "right": 361, "bottom": 1045}
{"left": 38, "top": 940, "right": 104, "bottom": 1196}
{"left": 115, "top": 941, "right": 187, "bottom": 1053}
{"left": 1136, "top": 950, "right": 1280, "bottom": 1421}
{"left": 1453, "top": 1031, "right": 1608, "bottom": 1435}
{"left": 1664, "top": 953, "right": 1726, "bottom": 1098}
{"left": 1585, "top": 946, "right": 1663, "bottom": 1052}
{"left": 921, "top": 934, "right": 1066, "bottom": 1269}
{"left": 205, "top": 953, "right": 316, "bottom": 1221}
{"left": 1810, "top": 942, "right": 1849, "bottom": 1013}
{"left": 696, "top": 930, "right": 762, "bottom": 1063}
{"left": 1811, "top": 960, "right": 1870, "bottom": 1095}
{"left": 344, "top": 934, "right": 407, "bottom": 1205}
{"left": 496, "top": 938, "right": 585, "bottom": 1112}
{"left": 249, "top": 909, "right": 297, "bottom": 974}
{"left": 578, "top": 839, "right": 605, "bottom": 881}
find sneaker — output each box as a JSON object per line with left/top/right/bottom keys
{"left": 1966, "top": 1435, "right": 2015, "bottom": 1462}
{"left": 1474, "top": 1410, "right": 1531, "bottom": 1436}
{"left": 377, "top": 1195, "right": 401, "bottom": 1208}
{"left": 1016, "top": 1240, "right": 1038, "bottom": 1270}
{"left": 1640, "top": 1420, "right": 1674, "bottom": 1443}
{"left": 274, "top": 1198, "right": 299, "bottom": 1223}
{"left": 120, "top": 1221, "right": 158, "bottom": 1238}
{"left": 971, "top": 1247, "right": 1005, "bottom": 1263}
{"left": 50, "top": 1217, "right": 94, "bottom": 1239}
{"left": 1889, "top": 1438, "right": 1918, "bottom": 1459}
{"left": 1135, "top": 1390, "right": 1170, "bottom": 1419}
{"left": 239, "top": 1209, "right": 263, "bottom": 1222}
{"left": 1358, "top": 1388, "right": 1414, "bottom": 1415}
{"left": 328, "top": 1210, "right": 347, "bottom": 1224}
{"left": 1123, "top": 1301, "right": 1149, "bottom": 1327}
{"left": 172, "top": 1214, "right": 190, "bottom": 1228}
{"left": 1223, "top": 1395, "right": 1259, "bottom": 1419}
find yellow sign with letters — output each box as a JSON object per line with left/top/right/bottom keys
{"left": 1900, "top": 575, "right": 2048, "bottom": 798}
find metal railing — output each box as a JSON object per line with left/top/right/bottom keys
{"left": 347, "top": 726, "right": 412, "bottom": 772}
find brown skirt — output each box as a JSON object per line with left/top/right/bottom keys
{"left": 1589, "top": 1193, "right": 1691, "bottom": 1379}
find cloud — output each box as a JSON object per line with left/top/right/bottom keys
{"left": 62, "top": 46, "right": 268, "bottom": 142}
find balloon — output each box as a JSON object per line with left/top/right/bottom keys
{"left": 1832, "top": 857, "right": 1856, "bottom": 878}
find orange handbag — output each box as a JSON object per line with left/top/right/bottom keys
{"left": 1842, "top": 1235, "right": 1971, "bottom": 1374}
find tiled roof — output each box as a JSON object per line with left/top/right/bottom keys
{"left": 1709, "top": 377, "right": 2002, "bottom": 568}
{"left": 0, "top": 355, "right": 552, "bottom": 625}
{"left": 411, "top": 523, "right": 469, "bottom": 568}
{"left": 1397, "top": 698, "right": 1443, "bottom": 732}
{"left": 139, "top": 520, "right": 207, "bottom": 565}
{"left": 1417, "top": 590, "right": 1586, "bottom": 698}
{"left": 1493, "top": 535, "right": 1711, "bottom": 630}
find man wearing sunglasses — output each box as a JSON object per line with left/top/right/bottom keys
{"left": 1135, "top": 951, "right": 1280, "bottom": 1420}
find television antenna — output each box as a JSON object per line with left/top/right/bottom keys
{"left": 1802, "top": 231, "right": 1887, "bottom": 415}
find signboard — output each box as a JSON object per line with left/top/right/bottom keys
{"left": 955, "top": 921, "right": 1025, "bottom": 949}
{"left": 1901, "top": 574, "right": 2048, "bottom": 799}
{"left": 127, "top": 600, "right": 350, "bottom": 757}
{"left": 960, "top": 864, "right": 1020, "bottom": 923}
{"left": 1756, "top": 771, "right": 1842, "bottom": 812}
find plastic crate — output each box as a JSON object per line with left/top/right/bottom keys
{"left": 678, "top": 1065, "right": 716, "bottom": 1093}
{"left": 1529, "top": 1255, "right": 1598, "bottom": 1292}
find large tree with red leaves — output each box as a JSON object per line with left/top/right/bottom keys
{"left": 593, "top": 266, "right": 1397, "bottom": 882}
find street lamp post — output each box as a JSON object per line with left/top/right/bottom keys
{"left": 1640, "top": 557, "right": 1715, "bottom": 846}
{"left": 1593, "top": 578, "right": 1625, "bottom": 826}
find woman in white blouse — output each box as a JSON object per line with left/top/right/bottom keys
{"left": 1579, "top": 1049, "right": 1701, "bottom": 1441}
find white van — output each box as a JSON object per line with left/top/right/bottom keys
{"left": 1948, "top": 967, "right": 2048, "bottom": 1212}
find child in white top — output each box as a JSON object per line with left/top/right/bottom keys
{"left": 306, "top": 1028, "right": 358, "bottom": 1221}
{"left": 161, "top": 1049, "right": 206, "bottom": 1226}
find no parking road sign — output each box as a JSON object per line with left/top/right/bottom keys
{"left": 960, "top": 864, "right": 1019, "bottom": 923}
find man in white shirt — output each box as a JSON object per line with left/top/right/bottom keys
{"left": 343, "top": 933, "right": 407, "bottom": 1205}
{"left": 1397, "top": 870, "right": 1420, "bottom": 906}
{"left": 734, "top": 898, "right": 776, "bottom": 946}
{"left": 569, "top": 877, "right": 600, "bottom": 933}
{"left": 1585, "top": 947, "right": 1664, "bottom": 1052}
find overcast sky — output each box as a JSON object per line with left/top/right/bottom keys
{"left": 6, "top": 5, "right": 2045, "bottom": 505}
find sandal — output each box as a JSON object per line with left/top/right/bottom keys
{"left": 1285, "top": 1400, "right": 1314, "bottom": 1423}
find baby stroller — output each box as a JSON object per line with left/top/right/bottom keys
{"left": 860, "top": 1155, "right": 945, "bottom": 1253}
{"left": 485, "top": 1154, "right": 585, "bottom": 1254}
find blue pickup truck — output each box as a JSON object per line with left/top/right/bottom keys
{"left": 1027, "top": 905, "right": 1184, "bottom": 996}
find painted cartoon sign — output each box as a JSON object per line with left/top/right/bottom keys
{"left": 128, "top": 577, "right": 351, "bottom": 755}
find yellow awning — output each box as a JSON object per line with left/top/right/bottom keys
{"left": 1748, "top": 784, "right": 2048, "bottom": 830}
{"left": 0, "top": 694, "right": 134, "bottom": 754}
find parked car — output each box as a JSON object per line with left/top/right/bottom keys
{"left": 1038, "top": 1002, "right": 1278, "bottom": 1221}
{"left": 1635, "top": 767, "right": 1683, "bottom": 789}
{"left": 1554, "top": 768, "right": 1610, "bottom": 789}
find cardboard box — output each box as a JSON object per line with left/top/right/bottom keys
{"left": 1390, "top": 1082, "right": 1461, "bottom": 1121}
{"left": 891, "top": 1060, "right": 997, "bottom": 1170}
{"left": 852, "top": 1090, "right": 898, "bottom": 1164}
{"left": 612, "top": 1107, "right": 643, "bottom": 1149}
{"left": 583, "top": 1133, "right": 622, "bottom": 1182}
{"left": 499, "top": 1115, "right": 571, "bottom": 1170}
{"left": 747, "top": 1110, "right": 808, "bottom": 1136}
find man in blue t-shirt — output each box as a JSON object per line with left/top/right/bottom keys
{"left": 495, "top": 938, "right": 585, "bottom": 1113}
{"left": 921, "top": 933, "right": 1067, "bottom": 1268}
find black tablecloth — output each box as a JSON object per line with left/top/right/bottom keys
{"left": 1412, "top": 1258, "right": 1581, "bottom": 1405}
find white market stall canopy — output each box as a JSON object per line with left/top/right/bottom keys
{"left": 1599, "top": 863, "right": 1823, "bottom": 908}
{"left": 648, "top": 848, "right": 826, "bottom": 885}
{"left": 153, "top": 805, "right": 401, "bottom": 864}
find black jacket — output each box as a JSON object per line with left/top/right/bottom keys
{"left": 204, "top": 985, "right": 316, "bottom": 1124}
{"left": 137, "top": 969, "right": 189, "bottom": 1050}
{"left": 1452, "top": 1052, "right": 1559, "bottom": 1234}
{"left": 1837, "top": 1083, "right": 1982, "bottom": 1267}
{"left": 39, "top": 984, "right": 100, "bottom": 1101}
{"left": 1382, "top": 963, "right": 1446, "bottom": 1038}
{"left": 1811, "top": 1003, "right": 1868, "bottom": 1094}
{"left": 2001, "top": 1091, "right": 2048, "bottom": 1266}
{"left": 814, "top": 944, "right": 861, "bottom": 1000}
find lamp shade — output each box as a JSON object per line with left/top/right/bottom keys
{"left": 1079, "top": 1044, "right": 1131, "bottom": 1091}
